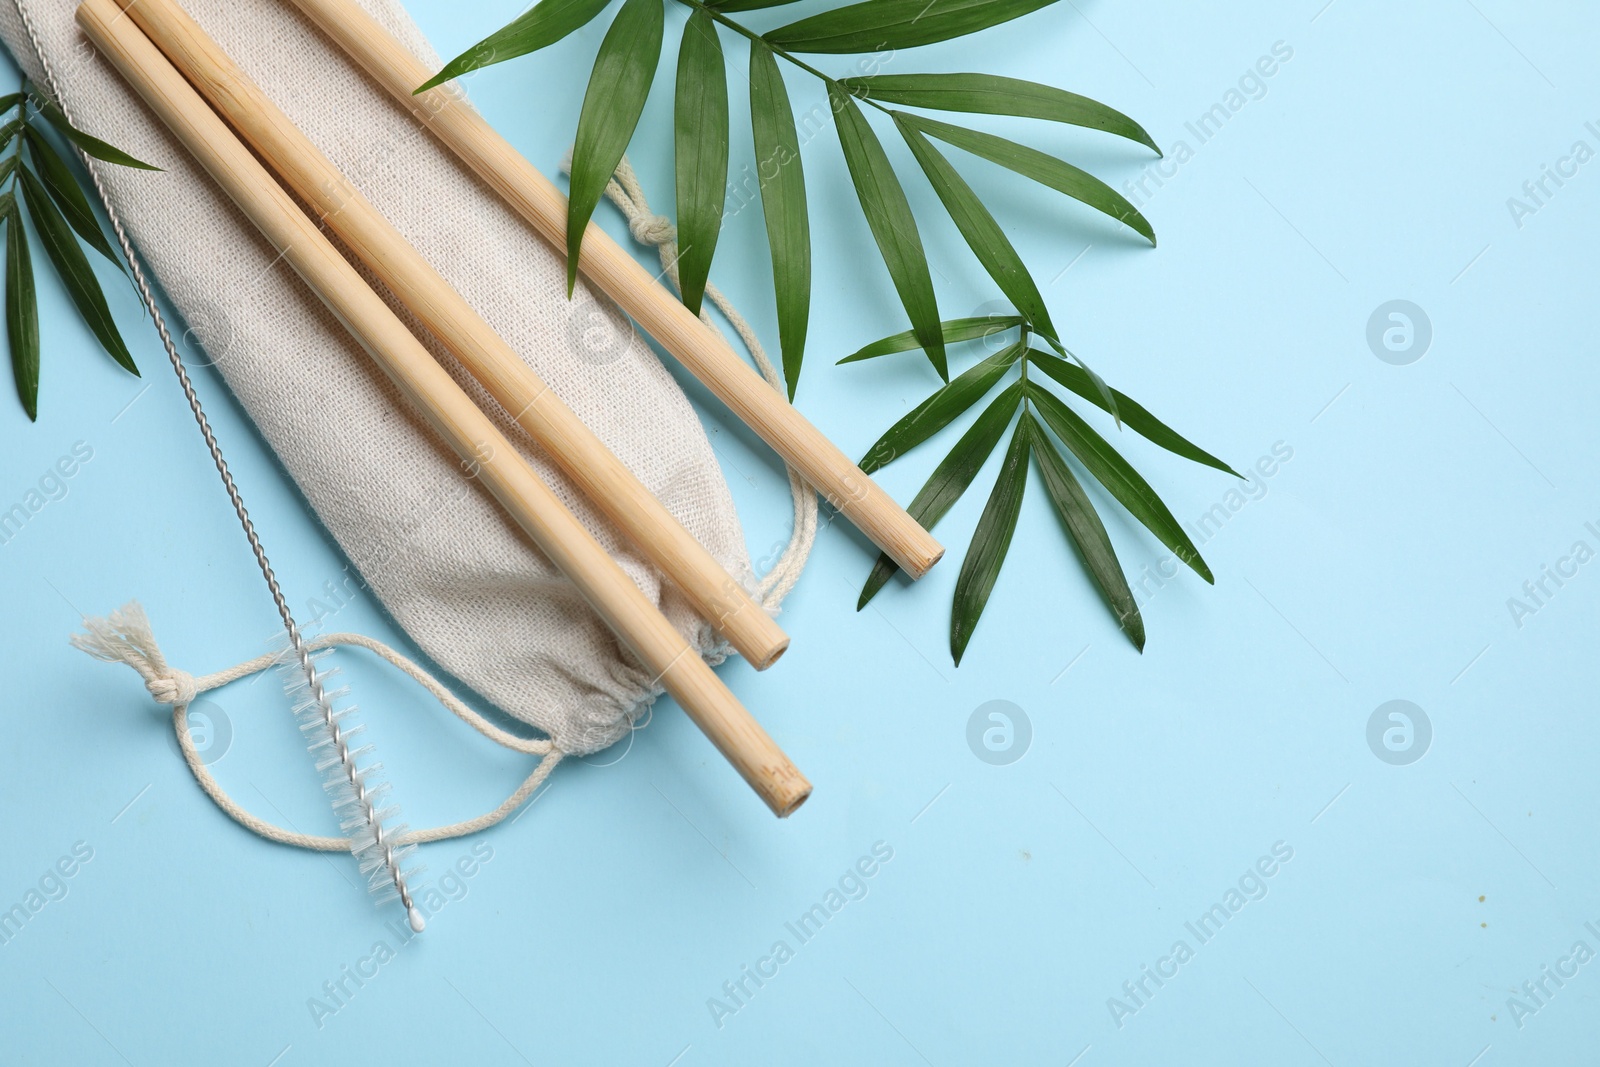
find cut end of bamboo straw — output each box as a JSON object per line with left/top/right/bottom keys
{"left": 749, "top": 632, "right": 790, "bottom": 673}
{"left": 717, "top": 598, "right": 788, "bottom": 671}
{"left": 905, "top": 542, "right": 946, "bottom": 580}
{"left": 770, "top": 775, "right": 812, "bottom": 819}
{"left": 871, "top": 524, "right": 945, "bottom": 581}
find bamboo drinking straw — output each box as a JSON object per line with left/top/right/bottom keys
{"left": 77, "top": 0, "right": 810, "bottom": 817}
{"left": 278, "top": 0, "right": 946, "bottom": 581}
{"left": 113, "top": 0, "right": 789, "bottom": 672}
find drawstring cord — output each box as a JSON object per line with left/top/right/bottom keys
{"left": 72, "top": 602, "right": 562, "bottom": 852}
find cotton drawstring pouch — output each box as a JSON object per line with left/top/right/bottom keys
{"left": 9, "top": 0, "right": 815, "bottom": 918}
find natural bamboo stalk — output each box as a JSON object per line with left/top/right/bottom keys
{"left": 77, "top": 0, "right": 810, "bottom": 817}
{"left": 116, "top": 0, "right": 788, "bottom": 671}
{"left": 279, "top": 0, "right": 946, "bottom": 581}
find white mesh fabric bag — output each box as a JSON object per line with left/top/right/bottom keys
{"left": 1, "top": 0, "right": 762, "bottom": 756}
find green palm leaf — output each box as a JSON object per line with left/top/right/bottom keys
{"left": 565, "top": 0, "right": 664, "bottom": 294}
{"left": 348, "top": 0, "right": 1214, "bottom": 657}
{"left": 711, "top": 0, "right": 805, "bottom": 10}
{"left": 1027, "top": 380, "right": 1211, "bottom": 582}
{"left": 899, "top": 112, "right": 1155, "bottom": 245}
{"left": 1023, "top": 413, "right": 1142, "bottom": 649}
{"left": 748, "top": 40, "right": 810, "bottom": 399}
{"left": 418, "top": 0, "right": 614, "bottom": 92}
{"left": 674, "top": 8, "right": 729, "bottom": 316}
{"left": 24, "top": 129, "right": 119, "bottom": 265}
{"left": 951, "top": 420, "right": 1030, "bottom": 664}
{"left": 860, "top": 382, "right": 1021, "bottom": 607}
{"left": 895, "top": 115, "right": 1055, "bottom": 339}
{"left": 0, "top": 86, "right": 170, "bottom": 420}
{"left": 829, "top": 84, "right": 946, "bottom": 379}
{"left": 6, "top": 198, "right": 38, "bottom": 420}
{"left": 19, "top": 165, "right": 135, "bottom": 374}
{"left": 33, "top": 97, "right": 159, "bottom": 170}
{"left": 841, "top": 314, "right": 1021, "bottom": 364}
{"left": 766, "top": 0, "right": 1058, "bottom": 54}
{"left": 1034, "top": 332, "right": 1120, "bottom": 426}
{"left": 842, "top": 73, "right": 1159, "bottom": 154}
{"left": 860, "top": 340, "right": 1023, "bottom": 473}
{"left": 1028, "top": 350, "right": 1239, "bottom": 476}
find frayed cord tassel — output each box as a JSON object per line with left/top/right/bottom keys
{"left": 70, "top": 601, "right": 202, "bottom": 708}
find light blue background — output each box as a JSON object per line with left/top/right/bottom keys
{"left": 2, "top": 1, "right": 1597, "bottom": 1063}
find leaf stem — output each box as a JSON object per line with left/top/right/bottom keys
{"left": 674, "top": 0, "right": 893, "bottom": 115}
{"left": 1018, "top": 325, "right": 1031, "bottom": 410}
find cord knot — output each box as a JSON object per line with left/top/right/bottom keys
{"left": 146, "top": 668, "right": 198, "bottom": 707}
{"left": 628, "top": 212, "right": 676, "bottom": 246}
{"left": 70, "top": 601, "right": 203, "bottom": 708}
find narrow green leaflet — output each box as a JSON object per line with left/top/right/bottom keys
{"left": 1023, "top": 413, "right": 1143, "bottom": 649}
{"left": 859, "top": 341, "right": 1023, "bottom": 473}
{"left": 34, "top": 98, "right": 159, "bottom": 170}
{"left": 842, "top": 73, "right": 1159, "bottom": 154}
{"left": 900, "top": 112, "right": 1154, "bottom": 245}
{"left": 748, "top": 40, "right": 810, "bottom": 399}
{"left": 417, "top": 0, "right": 613, "bottom": 92}
{"left": 565, "top": 0, "right": 663, "bottom": 293}
{"left": 767, "top": 0, "right": 1058, "bottom": 55}
{"left": 25, "top": 129, "right": 118, "bottom": 265}
{"left": 859, "top": 382, "right": 1021, "bottom": 607}
{"left": 840, "top": 314, "right": 1020, "bottom": 364}
{"left": 1028, "top": 350, "right": 1240, "bottom": 476}
{"left": 19, "top": 167, "right": 136, "bottom": 374}
{"left": 711, "top": 0, "right": 804, "bottom": 10}
{"left": 1027, "top": 381, "right": 1212, "bottom": 582}
{"left": 674, "top": 8, "right": 729, "bottom": 316}
{"left": 951, "top": 420, "right": 1030, "bottom": 664}
{"left": 829, "top": 84, "right": 946, "bottom": 378}
{"left": 895, "top": 116, "right": 1054, "bottom": 338}
{"left": 1036, "top": 331, "right": 1120, "bottom": 426}
{"left": 6, "top": 200, "right": 38, "bottom": 420}
{"left": 0, "top": 87, "right": 164, "bottom": 420}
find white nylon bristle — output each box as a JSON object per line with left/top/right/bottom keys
{"left": 300, "top": 706, "right": 357, "bottom": 736}
{"left": 274, "top": 631, "right": 423, "bottom": 930}
{"left": 311, "top": 725, "right": 365, "bottom": 753}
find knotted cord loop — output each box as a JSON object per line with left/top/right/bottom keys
{"left": 147, "top": 669, "right": 198, "bottom": 708}
{"left": 627, "top": 211, "right": 677, "bottom": 246}
{"left": 73, "top": 602, "right": 561, "bottom": 852}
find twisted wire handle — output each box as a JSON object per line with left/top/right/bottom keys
{"left": 12, "top": 0, "right": 421, "bottom": 928}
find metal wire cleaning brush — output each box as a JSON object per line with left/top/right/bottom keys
{"left": 279, "top": 641, "right": 425, "bottom": 931}
{"left": 10, "top": 0, "right": 423, "bottom": 928}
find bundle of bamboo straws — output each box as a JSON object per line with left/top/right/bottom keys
{"left": 76, "top": 0, "right": 944, "bottom": 817}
